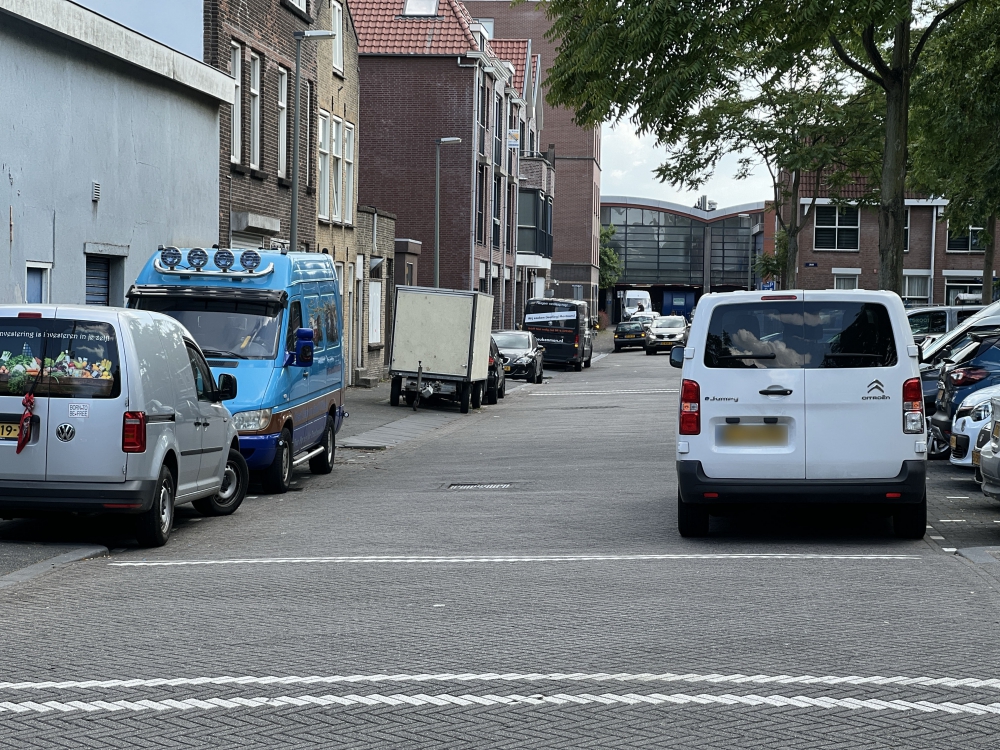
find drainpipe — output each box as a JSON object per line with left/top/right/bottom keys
{"left": 929, "top": 204, "right": 937, "bottom": 305}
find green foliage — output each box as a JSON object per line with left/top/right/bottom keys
{"left": 755, "top": 232, "right": 788, "bottom": 285}
{"left": 598, "top": 225, "right": 623, "bottom": 289}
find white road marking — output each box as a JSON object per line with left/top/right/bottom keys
{"left": 108, "top": 553, "right": 922, "bottom": 568}
{"left": 944, "top": 548, "right": 958, "bottom": 552}
{"left": 530, "top": 389, "right": 678, "bottom": 396}
{"left": 930, "top": 536, "right": 945, "bottom": 540}
{"left": 0, "top": 691, "right": 999, "bottom": 716}
{"left": 939, "top": 519, "right": 967, "bottom": 522}
{"left": 7, "top": 671, "right": 997, "bottom": 692}
{"left": 945, "top": 497, "right": 970, "bottom": 500}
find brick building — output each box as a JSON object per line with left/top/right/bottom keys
{"left": 352, "top": 0, "right": 526, "bottom": 328}
{"left": 352, "top": 206, "right": 396, "bottom": 384}
{"left": 204, "top": 0, "right": 320, "bottom": 251}
{"left": 465, "top": 0, "right": 600, "bottom": 315}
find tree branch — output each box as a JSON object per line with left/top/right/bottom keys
{"left": 911, "top": 0, "right": 975, "bottom": 70}
{"left": 829, "top": 34, "right": 885, "bottom": 89}
{"left": 861, "top": 25, "right": 893, "bottom": 78}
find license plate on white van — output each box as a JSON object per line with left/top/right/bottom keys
{"left": 717, "top": 424, "right": 787, "bottom": 447}
{"left": 0, "top": 422, "right": 18, "bottom": 440}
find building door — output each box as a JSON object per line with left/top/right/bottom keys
{"left": 85, "top": 257, "right": 111, "bottom": 305}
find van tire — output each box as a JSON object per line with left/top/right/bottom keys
{"left": 459, "top": 383, "right": 471, "bottom": 414}
{"left": 194, "top": 448, "right": 249, "bottom": 516}
{"left": 135, "top": 465, "right": 175, "bottom": 547}
{"left": 390, "top": 376, "right": 402, "bottom": 407}
{"left": 263, "top": 428, "right": 293, "bottom": 494}
{"left": 309, "top": 417, "right": 335, "bottom": 474}
{"left": 574, "top": 360, "right": 584, "bottom": 372}
{"left": 471, "top": 381, "right": 483, "bottom": 409}
{"left": 893, "top": 495, "right": 927, "bottom": 539}
{"left": 677, "top": 492, "right": 710, "bottom": 538}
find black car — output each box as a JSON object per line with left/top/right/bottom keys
{"left": 494, "top": 330, "right": 544, "bottom": 383}
{"left": 614, "top": 321, "right": 646, "bottom": 351}
{"left": 485, "top": 336, "right": 507, "bottom": 404}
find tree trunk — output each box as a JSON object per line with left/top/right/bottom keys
{"left": 784, "top": 171, "right": 801, "bottom": 287}
{"left": 982, "top": 215, "right": 998, "bottom": 304}
{"left": 878, "top": 22, "right": 911, "bottom": 295}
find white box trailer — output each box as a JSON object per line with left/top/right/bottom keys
{"left": 388, "top": 286, "right": 494, "bottom": 413}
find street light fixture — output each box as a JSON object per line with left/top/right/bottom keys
{"left": 434, "top": 137, "right": 462, "bottom": 287}
{"left": 290, "top": 30, "right": 337, "bottom": 255}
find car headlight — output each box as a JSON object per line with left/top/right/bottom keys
{"left": 515, "top": 355, "right": 530, "bottom": 364}
{"left": 971, "top": 400, "right": 993, "bottom": 423}
{"left": 232, "top": 408, "right": 272, "bottom": 432}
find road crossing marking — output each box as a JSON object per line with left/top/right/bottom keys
{"left": 1, "top": 691, "right": 1000, "bottom": 716}
{"left": 529, "top": 389, "right": 679, "bottom": 396}
{"left": 108, "top": 553, "right": 922, "bottom": 568}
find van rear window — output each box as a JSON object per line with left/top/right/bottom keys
{"left": 524, "top": 302, "right": 580, "bottom": 329}
{"left": 704, "top": 301, "right": 898, "bottom": 369}
{"left": 0, "top": 319, "right": 120, "bottom": 398}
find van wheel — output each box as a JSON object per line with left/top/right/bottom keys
{"left": 194, "top": 448, "right": 249, "bottom": 516}
{"left": 459, "top": 382, "right": 471, "bottom": 414}
{"left": 263, "top": 428, "right": 292, "bottom": 494}
{"left": 135, "top": 465, "right": 175, "bottom": 547}
{"left": 471, "top": 382, "right": 483, "bottom": 409}
{"left": 893, "top": 494, "right": 927, "bottom": 539}
{"left": 677, "top": 492, "right": 710, "bottom": 538}
{"left": 309, "top": 417, "right": 335, "bottom": 475}
{"left": 390, "top": 376, "right": 402, "bottom": 407}
{"left": 574, "top": 360, "right": 584, "bottom": 372}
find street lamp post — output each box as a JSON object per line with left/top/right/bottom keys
{"left": 434, "top": 137, "right": 462, "bottom": 287}
{"left": 290, "top": 30, "right": 336, "bottom": 254}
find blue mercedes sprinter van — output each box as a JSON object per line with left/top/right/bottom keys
{"left": 128, "top": 246, "right": 344, "bottom": 492}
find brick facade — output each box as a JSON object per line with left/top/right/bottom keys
{"left": 353, "top": 206, "right": 396, "bottom": 384}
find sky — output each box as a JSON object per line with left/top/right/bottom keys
{"left": 72, "top": 0, "right": 770, "bottom": 209}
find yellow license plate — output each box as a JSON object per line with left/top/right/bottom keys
{"left": 717, "top": 424, "right": 788, "bottom": 447}
{"left": 973, "top": 451, "right": 981, "bottom": 466}
{"left": 950, "top": 435, "right": 957, "bottom": 449}
{"left": 0, "top": 422, "right": 19, "bottom": 441}
{"left": 626, "top": 335, "right": 636, "bottom": 338}
{"left": 503, "top": 366, "right": 511, "bottom": 372}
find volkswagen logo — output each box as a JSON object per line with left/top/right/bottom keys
{"left": 55, "top": 423, "right": 76, "bottom": 442}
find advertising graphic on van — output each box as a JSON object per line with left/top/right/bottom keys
{"left": 522, "top": 298, "right": 593, "bottom": 369}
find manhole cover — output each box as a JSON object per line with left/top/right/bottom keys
{"left": 448, "top": 483, "right": 512, "bottom": 490}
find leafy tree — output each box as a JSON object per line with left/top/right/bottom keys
{"left": 598, "top": 224, "right": 623, "bottom": 289}
{"left": 543, "top": 0, "right": 975, "bottom": 293}
{"left": 910, "top": 2, "right": 1000, "bottom": 304}
{"left": 755, "top": 230, "right": 789, "bottom": 287}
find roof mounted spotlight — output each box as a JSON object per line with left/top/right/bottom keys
{"left": 240, "top": 249, "right": 262, "bottom": 272}
{"left": 214, "top": 248, "right": 235, "bottom": 271}
{"left": 187, "top": 247, "right": 209, "bottom": 271}
{"left": 160, "top": 246, "right": 182, "bottom": 270}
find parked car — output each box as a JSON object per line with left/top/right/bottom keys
{"left": 930, "top": 335, "right": 1000, "bottom": 459}
{"left": 947, "top": 383, "right": 1000, "bottom": 467}
{"left": 976, "top": 397, "right": 1000, "bottom": 500}
{"left": 485, "top": 336, "right": 507, "bottom": 404}
{"left": 907, "top": 305, "right": 983, "bottom": 345}
{"left": 645, "top": 315, "right": 688, "bottom": 354}
{"left": 919, "top": 305, "right": 1000, "bottom": 411}
{"left": 972, "top": 424, "right": 991, "bottom": 483}
{"left": 614, "top": 321, "right": 647, "bottom": 351}
{"left": 0, "top": 305, "right": 246, "bottom": 547}
{"left": 670, "top": 290, "right": 926, "bottom": 539}
{"left": 629, "top": 312, "right": 658, "bottom": 330}
{"left": 493, "top": 330, "right": 543, "bottom": 383}
{"left": 523, "top": 298, "right": 594, "bottom": 371}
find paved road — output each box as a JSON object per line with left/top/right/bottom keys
{"left": 2, "top": 348, "right": 1000, "bottom": 748}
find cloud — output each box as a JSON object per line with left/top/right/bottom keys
{"left": 601, "top": 122, "right": 772, "bottom": 209}
{"left": 72, "top": 0, "right": 203, "bottom": 60}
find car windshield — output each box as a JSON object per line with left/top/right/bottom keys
{"left": 135, "top": 297, "right": 283, "bottom": 359}
{"left": 923, "top": 301, "right": 1000, "bottom": 360}
{"left": 654, "top": 317, "right": 685, "bottom": 329}
{"left": 493, "top": 332, "right": 531, "bottom": 349}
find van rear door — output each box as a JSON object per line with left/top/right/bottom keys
{"left": 695, "top": 298, "right": 806, "bottom": 479}
{"left": 0, "top": 309, "right": 55, "bottom": 481}
{"left": 524, "top": 301, "right": 580, "bottom": 362}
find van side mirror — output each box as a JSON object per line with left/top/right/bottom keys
{"left": 293, "top": 327, "right": 314, "bottom": 367}
{"left": 216, "top": 373, "right": 238, "bottom": 401}
{"left": 669, "top": 347, "right": 685, "bottom": 369}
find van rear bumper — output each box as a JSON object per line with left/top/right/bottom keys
{"left": 676, "top": 460, "right": 926, "bottom": 505}
{"left": 0, "top": 479, "right": 156, "bottom": 514}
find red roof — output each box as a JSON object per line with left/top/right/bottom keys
{"left": 797, "top": 172, "right": 926, "bottom": 201}
{"left": 352, "top": 0, "right": 481, "bottom": 55}
{"left": 489, "top": 39, "right": 529, "bottom": 96}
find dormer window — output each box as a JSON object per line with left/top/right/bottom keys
{"left": 402, "top": 0, "right": 438, "bottom": 15}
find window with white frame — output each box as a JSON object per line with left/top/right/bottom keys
{"left": 902, "top": 273, "right": 930, "bottom": 303}
{"left": 331, "top": 117, "right": 343, "bottom": 221}
{"left": 332, "top": 1, "right": 344, "bottom": 73}
{"left": 277, "top": 68, "right": 288, "bottom": 177}
{"left": 230, "top": 43, "right": 241, "bottom": 163}
{"left": 368, "top": 280, "right": 382, "bottom": 344}
{"left": 947, "top": 224, "right": 985, "bottom": 252}
{"left": 834, "top": 274, "right": 859, "bottom": 290}
{"left": 286, "top": 0, "right": 307, "bottom": 11}
{"left": 249, "top": 54, "right": 261, "bottom": 169}
{"left": 343, "top": 123, "right": 355, "bottom": 224}
{"left": 402, "top": 0, "right": 438, "bottom": 15}
{"left": 318, "top": 111, "right": 331, "bottom": 220}
{"left": 814, "top": 205, "right": 860, "bottom": 250}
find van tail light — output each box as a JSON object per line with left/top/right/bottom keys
{"left": 680, "top": 379, "right": 701, "bottom": 435}
{"left": 574, "top": 334, "right": 579, "bottom": 349}
{"left": 902, "top": 378, "right": 924, "bottom": 434}
{"left": 122, "top": 411, "right": 147, "bottom": 453}
{"left": 18, "top": 312, "right": 43, "bottom": 318}
{"left": 949, "top": 367, "right": 989, "bottom": 387}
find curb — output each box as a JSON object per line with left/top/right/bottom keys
{"left": 956, "top": 546, "right": 1000, "bottom": 565}
{"left": 0, "top": 545, "right": 109, "bottom": 590}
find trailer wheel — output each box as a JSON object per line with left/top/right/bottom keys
{"left": 390, "top": 376, "right": 402, "bottom": 406}
{"left": 471, "top": 381, "right": 483, "bottom": 409}
{"left": 459, "top": 382, "right": 471, "bottom": 414}
{"left": 405, "top": 392, "right": 417, "bottom": 407}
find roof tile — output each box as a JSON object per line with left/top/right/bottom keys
{"left": 352, "top": 0, "right": 480, "bottom": 56}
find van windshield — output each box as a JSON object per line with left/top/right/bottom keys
{"left": 704, "top": 301, "right": 898, "bottom": 369}
{"left": 0, "top": 319, "right": 121, "bottom": 398}
{"left": 136, "top": 297, "right": 283, "bottom": 360}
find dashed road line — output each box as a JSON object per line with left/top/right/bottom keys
{"left": 108, "top": 553, "right": 922, "bottom": 568}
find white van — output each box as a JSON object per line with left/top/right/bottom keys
{"left": 670, "top": 290, "right": 926, "bottom": 538}
{"left": 0, "top": 306, "right": 246, "bottom": 546}
{"left": 624, "top": 290, "right": 653, "bottom": 320}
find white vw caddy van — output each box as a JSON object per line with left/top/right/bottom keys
{"left": 669, "top": 290, "right": 926, "bottom": 539}
{"left": 0, "top": 305, "right": 245, "bottom": 546}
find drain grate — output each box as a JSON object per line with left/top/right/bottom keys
{"left": 448, "top": 483, "right": 512, "bottom": 491}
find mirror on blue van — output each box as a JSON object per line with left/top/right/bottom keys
{"left": 669, "top": 347, "right": 685, "bottom": 368}
{"left": 294, "top": 327, "right": 314, "bottom": 367}
{"left": 216, "top": 373, "right": 238, "bottom": 401}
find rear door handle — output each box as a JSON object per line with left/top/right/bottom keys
{"left": 760, "top": 386, "right": 793, "bottom": 396}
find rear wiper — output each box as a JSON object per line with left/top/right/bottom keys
{"left": 717, "top": 353, "right": 776, "bottom": 360}
{"left": 202, "top": 348, "right": 248, "bottom": 359}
